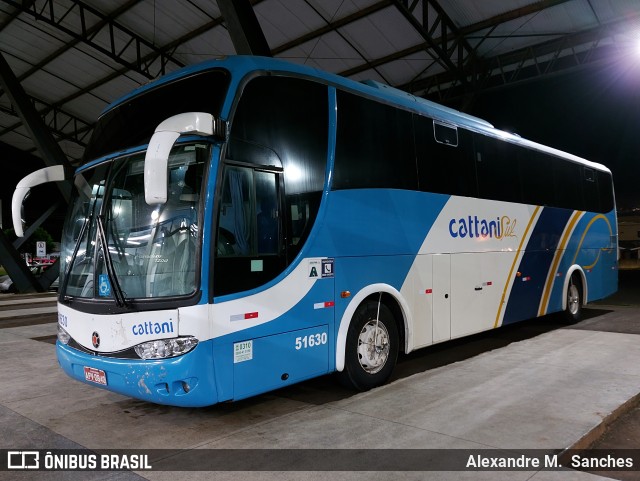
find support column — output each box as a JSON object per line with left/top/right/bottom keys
{"left": 217, "top": 0, "right": 271, "bottom": 56}
{"left": 0, "top": 52, "right": 72, "bottom": 293}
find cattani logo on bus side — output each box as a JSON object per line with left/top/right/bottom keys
{"left": 449, "top": 215, "right": 518, "bottom": 240}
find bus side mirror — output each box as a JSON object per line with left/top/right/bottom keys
{"left": 12, "top": 165, "right": 66, "bottom": 237}
{"left": 144, "top": 112, "right": 225, "bottom": 205}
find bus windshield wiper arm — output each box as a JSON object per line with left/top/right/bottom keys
{"left": 96, "top": 214, "right": 127, "bottom": 307}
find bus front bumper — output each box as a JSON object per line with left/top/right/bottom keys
{"left": 56, "top": 341, "right": 218, "bottom": 407}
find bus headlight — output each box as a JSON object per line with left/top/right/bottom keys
{"left": 57, "top": 325, "right": 71, "bottom": 344}
{"left": 134, "top": 336, "right": 198, "bottom": 359}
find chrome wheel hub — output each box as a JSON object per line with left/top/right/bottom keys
{"left": 357, "top": 320, "right": 390, "bottom": 374}
{"left": 567, "top": 283, "right": 580, "bottom": 315}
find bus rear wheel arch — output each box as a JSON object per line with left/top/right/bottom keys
{"left": 338, "top": 297, "right": 400, "bottom": 391}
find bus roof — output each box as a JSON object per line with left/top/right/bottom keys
{"left": 102, "top": 55, "right": 610, "bottom": 174}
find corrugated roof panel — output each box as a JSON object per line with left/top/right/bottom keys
{"left": 176, "top": 25, "right": 235, "bottom": 63}
{"left": 0, "top": 21, "right": 68, "bottom": 74}
{"left": 116, "top": 0, "right": 211, "bottom": 48}
{"left": 185, "top": 0, "right": 222, "bottom": 18}
{"left": 280, "top": 31, "right": 363, "bottom": 73}
{"left": 256, "top": 0, "right": 327, "bottom": 49}
{"left": 471, "top": 1, "right": 599, "bottom": 57}
{"left": 20, "top": 69, "right": 82, "bottom": 105}
{"left": 275, "top": 44, "right": 314, "bottom": 65}
{"left": 85, "top": 72, "right": 155, "bottom": 115}
{"left": 0, "top": 53, "right": 32, "bottom": 80}
{"left": 0, "top": 2, "right": 18, "bottom": 23}
{"left": 308, "top": 0, "right": 381, "bottom": 21}
{"left": 374, "top": 58, "right": 430, "bottom": 86}
{"left": 400, "top": 50, "right": 446, "bottom": 79}
{"left": 338, "top": 7, "right": 424, "bottom": 62}
{"left": 364, "top": 7, "right": 425, "bottom": 52}
{"left": 0, "top": 0, "right": 638, "bottom": 165}
{"left": 0, "top": 110, "right": 18, "bottom": 130}
{"left": 63, "top": 94, "right": 108, "bottom": 124}
{"left": 41, "top": 48, "right": 119, "bottom": 95}
{"left": 1, "top": 128, "right": 35, "bottom": 152}
{"left": 56, "top": 139, "right": 85, "bottom": 162}
{"left": 472, "top": 29, "right": 565, "bottom": 58}
{"left": 347, "top": 66, "right": 386, "bottom": 84}
{"left": 592, "top": 0, "right": 640, "bottom": 24}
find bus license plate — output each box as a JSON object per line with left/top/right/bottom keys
{"left": 83, "top": 366, "right": 107, "bottom": 385}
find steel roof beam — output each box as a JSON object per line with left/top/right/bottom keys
{"left": 390, "top": 0, "right": 476, "bottom": 87}
{"left": 271, "top": 0, "right": 391, "bottom": 55}
{"left": 337, "top": 0, "right": 573, "bottom": 81}
{"left": 412, "top": 15, "right": 640, "bottom": 100}
{"left": 3, "top": 0, "right": 142, "bottom": 91}
{"left": 217, "top": 0, "right": 271, "bottom": 56}
{"left": 4, "top": 0, "right": 185, "bottom": 79}
{"left": 0, "top": 53, "right": 73, "bottom": 192}
{"left": 0, "top": 94, "right": 93, "bottom": 151}
{"left": 0, "top": 0, "right": 35, "bottom": 33}
{"left": 457, "top": 0, "right": 573, "bottom": 37}
{"left": 0, "top": 52, "right": 72, "bottom": 293}
{"left": 0, "top": 3, "right": 250, "bottom": 155}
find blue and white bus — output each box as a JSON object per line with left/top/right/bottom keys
{"left": 13, "top": 56, "right": 617, "bottom": 407}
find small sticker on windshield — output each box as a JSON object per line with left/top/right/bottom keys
{"left": 98, "top": 274, "right": 111, "bottom": 297}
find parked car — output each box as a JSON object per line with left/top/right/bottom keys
{"left": 31, "top": 257, "right": 56, "bottom": 265}
{"left": 0, "top": 264, "right": 59, "bottom": 293}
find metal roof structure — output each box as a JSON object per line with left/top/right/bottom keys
{"left": 1, "top": 0, "right": 640, "bottom": 165}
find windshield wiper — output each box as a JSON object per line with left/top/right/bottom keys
{"left": 96, "top": 214, "right": 127, "bottom": 307}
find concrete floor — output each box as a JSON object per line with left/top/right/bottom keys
{"left": 0, "top": 274, "right": 639, "bottom": 481}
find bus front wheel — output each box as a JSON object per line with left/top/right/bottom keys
{"left": 563, "top": 273, "right": 583, "bottom": 324}
{"left": 339, "top": 299, "right": 399, "bottom": 391}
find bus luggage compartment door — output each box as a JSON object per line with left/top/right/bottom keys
{"left": 432, "top": 254, "right": 451, "bottom": 343}
{"left": 232, "top": 325, "right": 329, "bottom": 400}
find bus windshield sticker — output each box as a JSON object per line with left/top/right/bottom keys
{"left": 251, "top": 260, "right": 264, "bottom": 272}
{"left": 98, "top": 274, "right": 111, "bottom": 297}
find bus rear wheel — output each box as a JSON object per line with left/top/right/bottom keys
{"left": 339, "top": 299, "right": 399, "bottom": 391}
{"left": 563, "top": 273, "right": 583, "bottom": 324}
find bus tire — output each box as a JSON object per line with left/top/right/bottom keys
{"left": 339, "top": 299, "right": 399, "bottom": 391}
{"left": 563, "top": 273, "right": 583, "bottom": 324}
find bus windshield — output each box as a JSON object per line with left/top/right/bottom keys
{"left": 60, "top": 143, "right": 210, "bottom": 301}
{"left": 83, "top": 68, "right": 229, "bottom": 162}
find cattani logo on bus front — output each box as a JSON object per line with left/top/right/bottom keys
{"left": 449, "top": 215, "right": 518, "bottom": 240}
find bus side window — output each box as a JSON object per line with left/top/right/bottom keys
{"left": 598, "top": 171, "right": 614, "bottom": 213}
{"left": 227, "top": 75, "right": 328, "bottom": 266}
{"left": 216, "top": 167, "right": 280, "bottom": 257}
{"left": 582, "top": 167, "right": 601, "bottom": 212}
{"left": 518, "top": 150, "right": 554, "bottom": 207}
{"left": 414, "top": 116, "right": 477, "bottom": 198}
{"left": 433, "top": 121, "right": 458, "bottom": 146}
{"left": 553, "top": 160, "right": 581, "bottom": 210}
{"left": 214, "top": 166, "right": 284, "bottom": 296}
{"left": 475, "top": 134, "right": 521, "bottom": 204}
{"left": 333, "top": 91, "right": 417, "bottom": 190}
{"left": 255, "top": 171, "right": 278, "bottom": 255}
